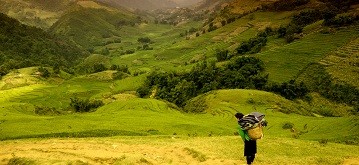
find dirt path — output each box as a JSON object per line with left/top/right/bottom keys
{"left": 0, "top": 138, "right": 240, "bottom": 165}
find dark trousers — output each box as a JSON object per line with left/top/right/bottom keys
{"left": 244, "top": 140, "right": 257, "bottom": 164}
{"left": 246, "top": 155, "right": 255, "bottom": 164}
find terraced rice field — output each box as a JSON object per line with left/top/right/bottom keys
{"left": 256, "top": 25, "right": 359, "bottom": 82}
{"left": 320, "top": 33, "right": 359, "bottom": 88}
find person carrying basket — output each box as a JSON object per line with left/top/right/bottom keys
{"left": 235, "top": 112, "right": 268, "bottom": 165}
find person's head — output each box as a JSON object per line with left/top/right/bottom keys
{"left": 234, "top": 112, "right": 244, "bottom": 120}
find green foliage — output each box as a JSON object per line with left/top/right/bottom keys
{"left": 112, "top": 71, "right": 129, "bottom": 80}
{"left": 110, "top": 65, "right": 130, "bottom": 74}
{"left": 139, "top": 158, "right": 152, "bottom": 164}
{"left": 93, "top": 64, "right": 107, "bottom": 73}
{"left": 37, "top": 67, "right": 50, "bottom": 78}
{"left": 137, "top": 37, "right": 152, "bottom": 44}
{"left": 266, "top": 80, "right": 309, "bottom": 100}
{"left": 215, "top": 49, "right": 230, "bottom": 62}
{"left": 119, "top": 49, "right": 136, "bottom": 55}
{"left": 2, "top": 130, "right": 147, "bottom": 140}
{"left": 292, "top": 10, "right": 324, "bottom": 27}
{"left": 318, "top": 139, "right": 328, "bottom": 146}
{"left": 324, "top": 14, "right": 359, "bottom": 27}
{"left": 8, "top": 157, "right": 36, "bottom": 165}
{"left": 101, "top": 47, "right": 110, "bottom": 55}
{"left": 183, "top": 94, "right": 208, "bottom": 113}
{"left": 301, "top": 64, "right": 359, "bottom": 106}
{"left": 0, "top": 13, "right": 86, "bottom": 75}
{"left": 282, "top": 122, "right": 295, "bottom": 129}
{"left": 275, "top": 9, "right": 327, "bottom": 43}
{"left": 319, "top": 0, "right": 359, "bottom": 11}
{"left": 236, "top": 35, "right": 267, "bottom": 55}
{"left": 263, "top": 0, "right": 310, "bottom": 11}
{"left": 69, "top": 97, "right": 104, "bottom": 113}
{"left": 138, "top": 57, "right": 268, "bottom": 108}
{"left": 75, "top": 54, "right": 110, "bottom": 74}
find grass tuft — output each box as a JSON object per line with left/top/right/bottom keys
{"left": 184, "top": 147, "right": 207, "bottom": 162}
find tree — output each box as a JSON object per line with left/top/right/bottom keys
{"left": 137, "top": 37, "right": 151, "bottom": 44}
{"left": 93, "top": 64, "right": 107, "bottom": 73}
{"left": 38, "top": 66, "right": 50, "bottom": 78}
{"left": 101, "top": 47, "right": 110, "bottom": 55}
{"left": 215, "top": 49, "right": 229, "bottom": 61}
{"left": 70, "top": 97, "right": 104, "bottom": 113}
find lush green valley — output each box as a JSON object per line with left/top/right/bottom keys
{"left": 0, "top": 0, "right": 359, "bottom": 164}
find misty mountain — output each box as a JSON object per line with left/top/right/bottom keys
{"left": 171, "top": 0, "right": 203, "bottom": 7}
{"left": 195, "top": 0, "right": 231, "bottom": 10}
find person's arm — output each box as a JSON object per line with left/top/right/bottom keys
{"left": 238, "top": 126, "right": 251, "bottom": 141}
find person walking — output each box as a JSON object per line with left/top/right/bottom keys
{"left": 235, "top": 112, "right": 258, "bottom": 165}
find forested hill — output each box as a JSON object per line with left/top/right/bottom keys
{"left": 0, "top": 13, "right": 87, "bottom": 76}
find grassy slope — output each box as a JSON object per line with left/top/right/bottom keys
{"left": 0, "top": 0, "right": 72, "bottom": 29}
{"left": 111, "top": 11, "right": 293, "bottom": 73}
{"left": 49, "top": 4, "right": 136, "bottom": 49}
{"left": 0, "top": 2, "right": 358, "bottom": 164}
{"left": 322, "top": 35, "right": 359, "bottom": 88}
{"left": 1, "top": 85, "right": 358, "bottom": 164}
{"left": 256, "top": 25, "right": 359, "bottom": 83}
{"left": 1, "top": 86, "right": 358, "bottom": 144}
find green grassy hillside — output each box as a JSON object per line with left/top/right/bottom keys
{"left": 0, "top": 1, "right": 358, "bottom": 164}
{"left": 321, "top": 36, "right": 359, "bottom": 88}
{"left": 49, "top": 5, "right": 139, "bottom": 49}
{"left": 1, "top": 85, "right": 358, "bottom": 145}
{"left": 256, "top": 24, "right": 359, "bottom": 83}
{"left": 0, "top": 0, "right": 73, "bottom": 29}
{"left": 110, "top": 11, "right": 293, "bottom": 73}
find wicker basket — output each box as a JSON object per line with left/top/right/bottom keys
{"left": 247, "top": 124, "right": 263, "bottom": 140}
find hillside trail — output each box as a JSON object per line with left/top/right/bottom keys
{"left": 0, "top": 138, "right": 240, "bottom": 165}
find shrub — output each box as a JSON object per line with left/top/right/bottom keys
{"left": 93, "top": 63, "right": 107, "bottom": 73}
{"left": 38, "top": 66, "right": 50, "bottom": 78}
{"left": 208, "top": 22, "right": 218, "bottom": 32}
{"left": 137, "top": 37, "right": 151, "bottom": 44}
{"left": 236, "top": 36, "right": 267, "bottom": 55}
{"left": 263, "top": 0, "right": 310, "bottom": 11}
{"left": 138, "top": 57, "right": 267, "bottom": 108}
{"left": 125, "top": 49, "right": 135, "bottom": 54}
{"left": 110, "top": 64, "right": 130, "bottom": 74}
{"left": 112, "top": 71, "right": 128, "bottom": 80}
{"left": 319, "top": 139, "right": 328, "bottom": 145}
{"left": 215, "top": 49, "right": 229, "bottom": 62}
{"left": 282, "top": 122, "right": 294, "bottom": 129}
{"left": 136, "top": 86, "right": 151, "bottom": 98}
{"left": 8, "top": 157, "right": 36, "bottom": 165}
{"left": 266, "top": 80, "right": 309, "bottom": 100}
{"left": 184, "top": 147, "right": 207, "bottom": 162}
{"left": 324, "top": 15, "right": 357, "bottom": 27}
{"left": 69, "top": 97, "right": 104, "bottom": 113}
{"left": 285, "top": 34, "right": 296, "bottom": 43}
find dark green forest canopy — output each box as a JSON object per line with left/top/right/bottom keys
{"left": 137, "top": 57, "right": 271, "bottom": 107}
{"left": 0, "top": 13, "right": 87, "bottom": 75}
